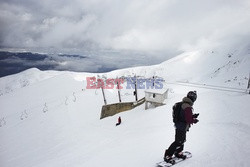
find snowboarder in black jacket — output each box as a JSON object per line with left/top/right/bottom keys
{"left": 164, "top": 91, "right": 199, "bottom": 164}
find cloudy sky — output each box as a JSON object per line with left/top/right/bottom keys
{"left": 1, "top": 0, "right": 250, "bottom": 73}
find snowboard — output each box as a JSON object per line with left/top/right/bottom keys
{"left": 156, "top": 151, "right": 192, "bottom": 167}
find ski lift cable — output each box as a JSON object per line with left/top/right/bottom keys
{"left": 165, "top": 82, "right": 248, "bottom": 94}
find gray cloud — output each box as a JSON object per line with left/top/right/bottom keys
{"left": 1, "top": 0, "right": 250, "bottom": 61}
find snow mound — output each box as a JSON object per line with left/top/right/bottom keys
{"left": 0, "top": 68, "right": 62, "bottom": 95}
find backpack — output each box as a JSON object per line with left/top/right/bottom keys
{"left": 172, "top": 102, "right": 183, "bottom": 123}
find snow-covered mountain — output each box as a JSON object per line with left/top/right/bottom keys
{"left": 0, "top": 46, "right": 250, "bottom": 167}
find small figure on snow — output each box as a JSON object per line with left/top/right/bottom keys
{"left": 164, "top": 91, "right": 199, "bottom": 164}
{"left": 116, "top": 116, "right": 122, "bottom": 126}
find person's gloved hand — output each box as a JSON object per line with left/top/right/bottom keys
{"left": 193, "top": 119, "right": 199, "bottom": 124}
{"left": 193, "top": 113, "right": 199, "bottom": 118}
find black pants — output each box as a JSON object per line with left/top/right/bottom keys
{"left": 164, "top": 129, "right": 187, "bottom": 157}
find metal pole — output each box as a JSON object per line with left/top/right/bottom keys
{"left": 117, "top": 79, "right": 121, "bottom": 102}
{"left": 248, "top": 73, "right": 250, "bottom": 94}
{"left": 101, "top": 86, "right": 107, "bottom": 105}
{"left": 98, "top": 76, "right": 107, "bottom": 105}
{"left": 134, "top": 75, "right": 138, "bottom": 101}
{"left": 152, "top": 76, "right": 155, "bottom": 87}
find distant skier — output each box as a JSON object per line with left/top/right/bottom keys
{"left": 116, "top": 116, "right": 121, "bottom": 126}
{"left": 164, "top": 91, "right": 199, "bottom": 164}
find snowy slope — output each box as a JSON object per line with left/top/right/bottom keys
{"left": 0, "top": 68, "right": 61, "bottom": 96}
{"left": 0, "top": 46, "right": 250, "bottom": 167}
{"left": 108, "top": 46, "right": 250, "bottom": 88}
